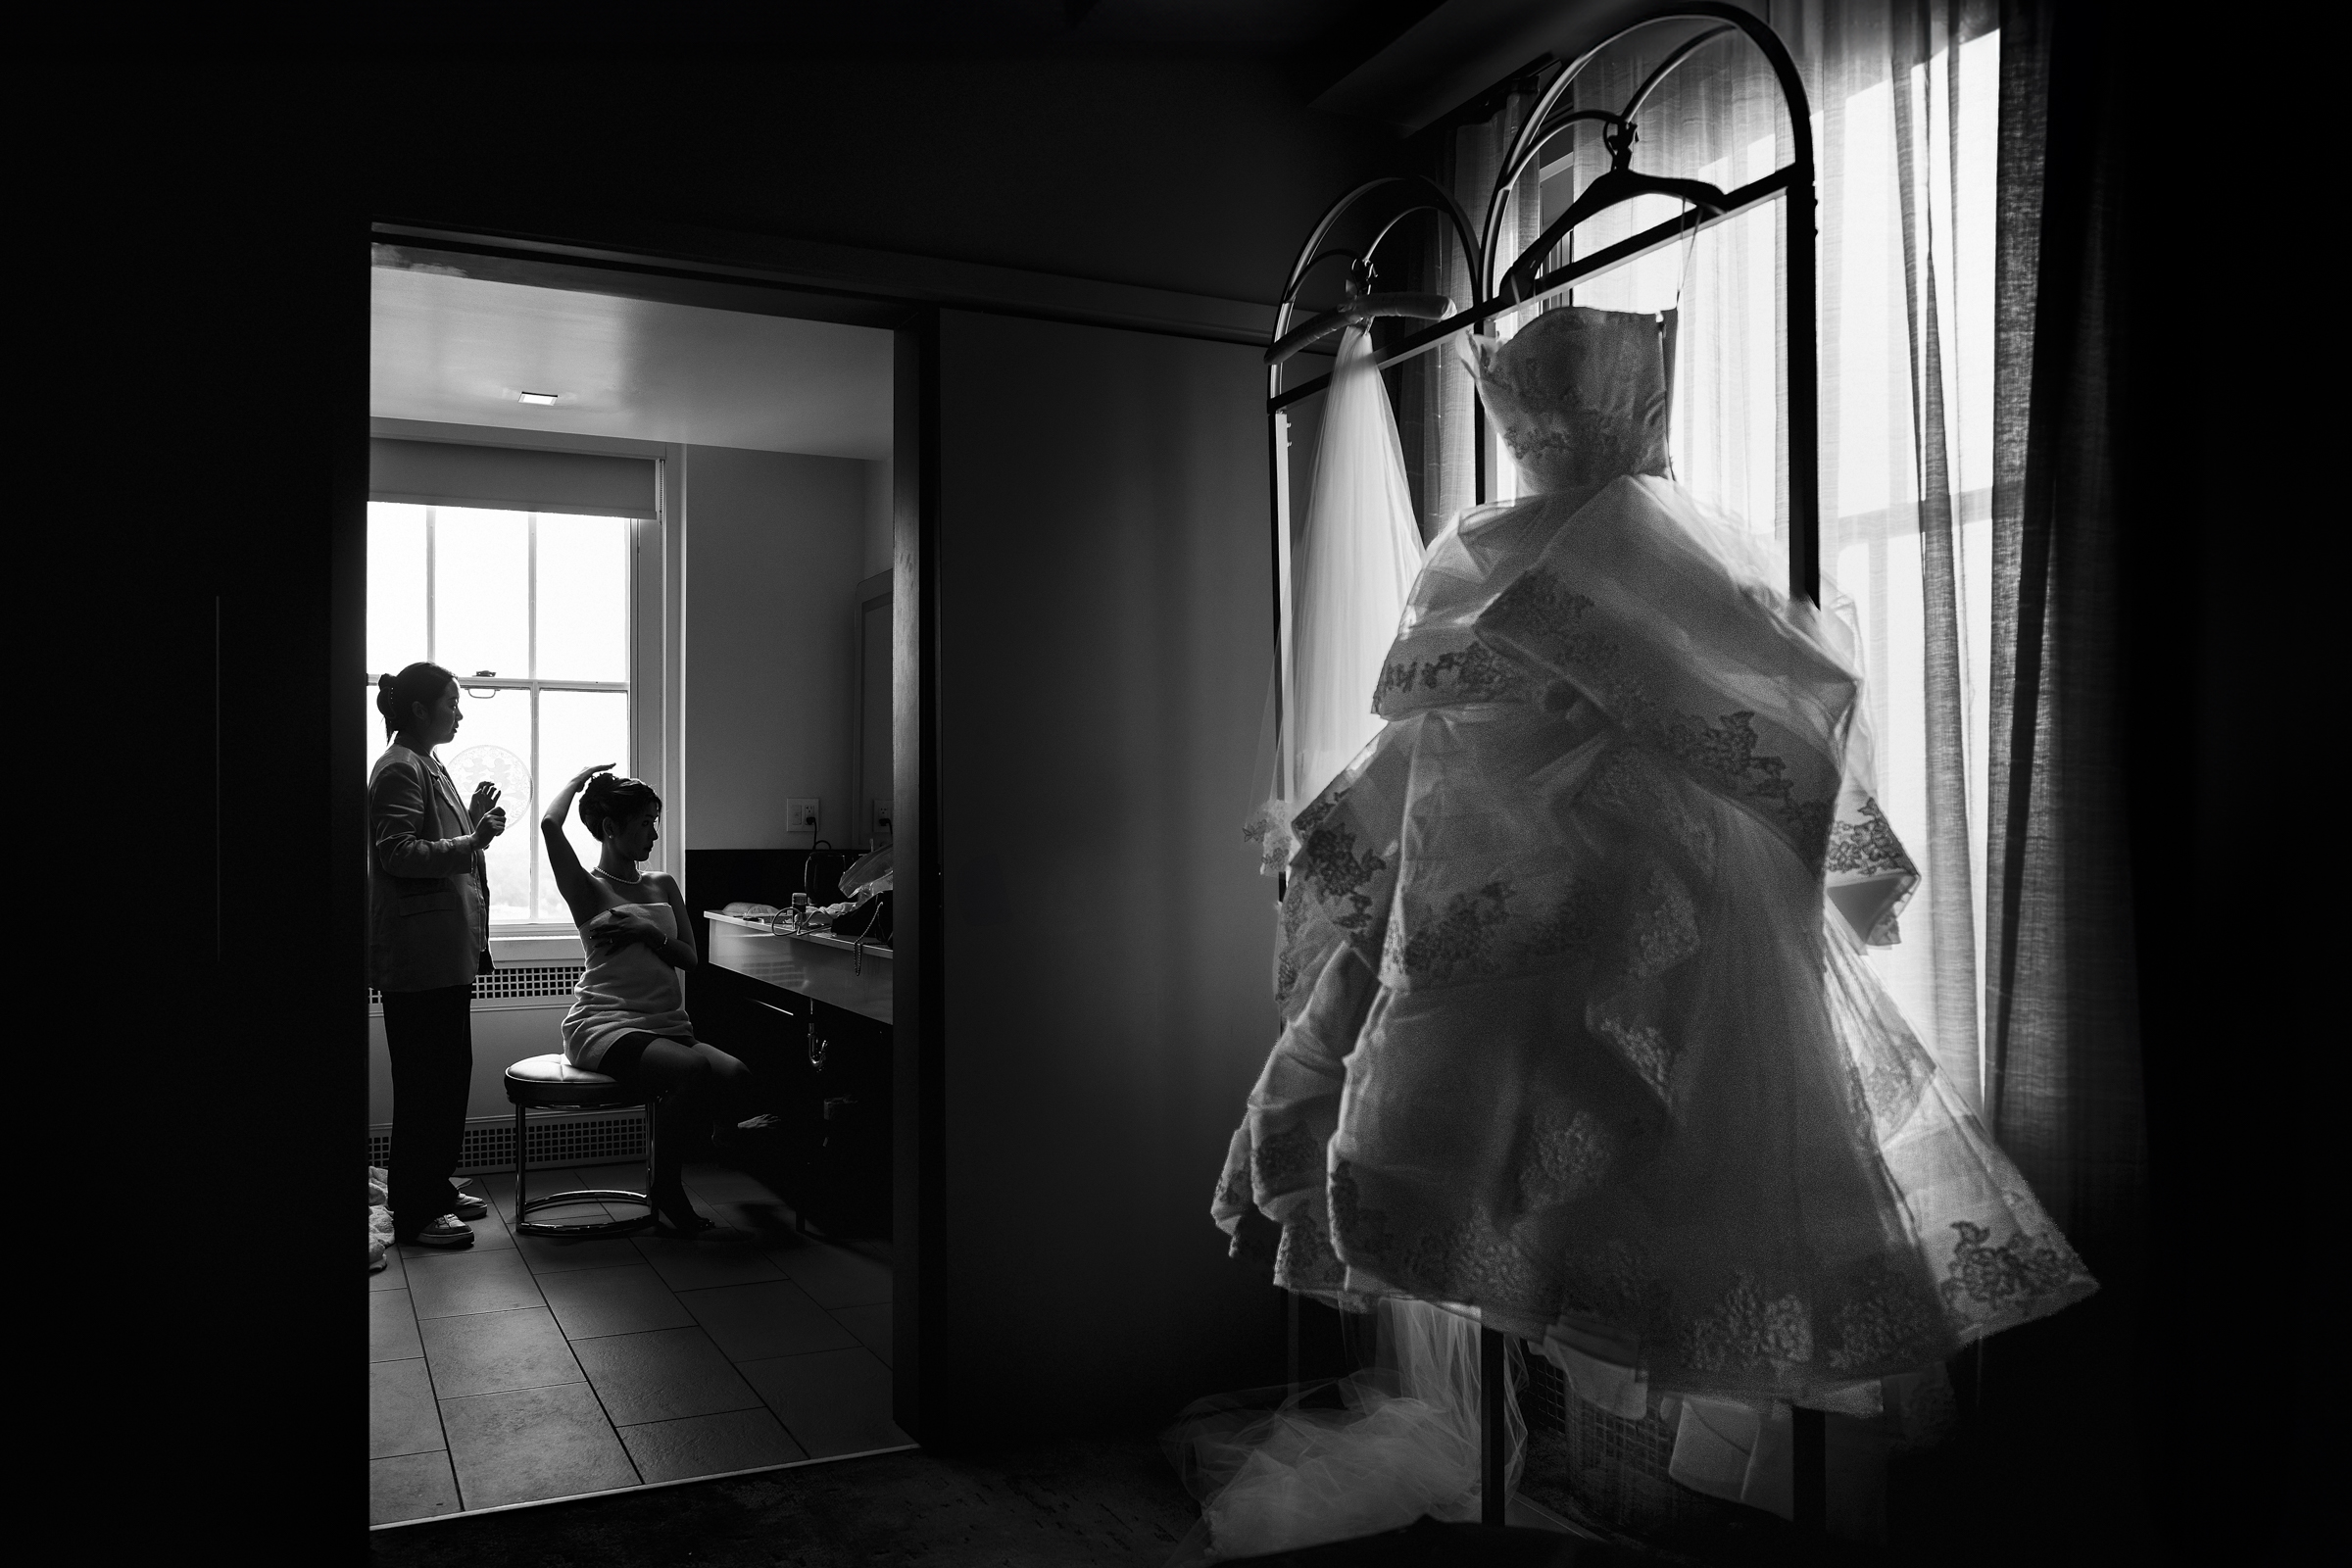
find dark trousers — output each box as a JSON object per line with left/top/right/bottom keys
{"left": 383, "top": 983, "right": 474, "bottom": 1236}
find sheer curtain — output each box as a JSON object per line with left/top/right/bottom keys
{"left": 1423, "top": 3, "right": 2003, "bottom": 1109}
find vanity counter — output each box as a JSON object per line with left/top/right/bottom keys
{"left": 704, "top": 912, "right": 893, "bottom": 1024}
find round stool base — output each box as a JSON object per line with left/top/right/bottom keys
{"left": 517, "top": 1189, "right": 656, "bottom": 1238}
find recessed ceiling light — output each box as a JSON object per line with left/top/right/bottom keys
{"left": 517, "top": 390, "right": 560, "bottom": 406}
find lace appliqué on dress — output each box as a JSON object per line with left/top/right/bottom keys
{"left": 1827, "top": 1262, "right": 1951, "bottom": 1371}
{"left": 1826, "top": 795, "right": 1912, "bottom": 880}
{"left": 1375, "top": 638, "right": 1530, "bottom": 716}
{"left": 1251, "top": 1122, "right": 1325, "bottom": 1196}
{"left": 1938, "top": 1220, "right": 2084, "bottom": 1318}
{"left": 1656, "top": 710, "right": 1835, "bottom": 871}
{"left": 1517, "top": 1107, "right": 1618, "bottom": 1211}
{"left": 1593, "top": 1014, "right": 1676, "bottom": 1104}
{"left": 1677, "top": 1273, "right": 1814, "bottom": 1372}
{"left": 1475, "top": 569, "right": 1644, "bottom": 715}
{"left": 1390, "top": 882, "right": 1511, "bottom": 986}
{"left": 1585, "top": 747, "right": 1718, "bottom": 880}
{"left": 1329, "top": 1160, "right": 1553, "bottom": 1317}
{"left": 1294, "top": 814, "right": 1390, "bottom": 936}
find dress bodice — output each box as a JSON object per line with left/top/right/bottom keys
{"left": 1461, "top": 306, "right": 1672, "bottom": 496}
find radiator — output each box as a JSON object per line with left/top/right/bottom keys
{"left": 368, "top": 1106, "right": 647, "bottom": 1177}
{"left": 369, "top": 963, "right": 586, "bottom": 1011}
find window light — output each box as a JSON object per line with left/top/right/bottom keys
{"left": 517, "top": 390, "right": 560, "bottom": 406}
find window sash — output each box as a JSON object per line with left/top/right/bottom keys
{"left": 368, "top": 502, "right": 637, "bottom": 937}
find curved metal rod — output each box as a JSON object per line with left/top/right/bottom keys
{"left": 1623, "top": 22, "right": 1738, "bottom": 121}
{"left": 1481, "top": 6, "right": 1809, "bottom": 302}
{"left": 1270, "top": 175, "right": 1484, "bottom": 378}
{"left": 1267, "top": 291, "right": 1457, "bottom": 367}
{"left": 1498, "top": 146, "right": 1730, "bottom": 304}
{"left": 1478, "top": 108, "right": 1622, "bottom": 270}
{"left": 1268, "top": 164, "right": 1790, "bottom": 414}
{"left": 1279, "top": 248, "right": 1366, "bottom": 307}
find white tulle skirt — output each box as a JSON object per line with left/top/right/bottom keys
{"left": 1164, "top": 1298, "right": 1524, "bottom": 1563}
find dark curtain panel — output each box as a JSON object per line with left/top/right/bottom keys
{"left": 1986, "top": 0, "right": 2149, "bottom": 1287}
{"left": 1969, "top": 0, "right": 2211, "bottom": 1557}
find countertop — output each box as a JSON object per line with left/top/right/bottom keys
{"left": 703, "top": 911, "right": 893, "bottom": 1024}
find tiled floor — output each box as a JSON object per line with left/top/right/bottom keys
{"left": 369, "top": 1160, "right": 907, "bottom": 1527}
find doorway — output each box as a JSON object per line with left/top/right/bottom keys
{"left": 364, "top": 236, "right": 929, "bottom": 1526}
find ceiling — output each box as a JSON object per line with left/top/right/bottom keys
{"left": 369, "top": 266, "right": 895, "bottom": 460}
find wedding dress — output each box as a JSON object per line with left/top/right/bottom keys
{"left": 1212, "top": 305, "right": 2095, "bottom": 1431}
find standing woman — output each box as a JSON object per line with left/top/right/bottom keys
{"left": 543, "top": 763, "right": 752, "bottom": 1233}
{"left": 369, "top": 662, "right": 508, "bottom": 1249}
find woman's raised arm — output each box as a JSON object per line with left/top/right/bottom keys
{"left": 541, "top": 763, "right": 615, "bottom": 927}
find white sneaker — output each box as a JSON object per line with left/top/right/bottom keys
{"left": 406, "top": 1215, "right": 475, "bottom": 1248}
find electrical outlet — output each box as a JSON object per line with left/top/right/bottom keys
{"left": 870, "top": 799, "right": 893, "bottom": 838}
{"left": 788, "top": 798, "right": 819, "bottom": 835}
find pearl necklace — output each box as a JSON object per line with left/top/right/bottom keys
{"left": 592, "top": 866, "right": 646, "bottom": 886}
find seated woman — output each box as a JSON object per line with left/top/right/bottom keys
{"left": 543, "top": 763, "right": 753, "bottom": 1234}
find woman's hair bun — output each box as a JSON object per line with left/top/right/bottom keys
{"left": 377, "top": 662, "right": 457, "bottom": 736}
{"left": 580, "top": 772, "right": 662, "bottom": 840}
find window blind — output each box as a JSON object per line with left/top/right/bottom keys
{"left": 368, "top": 438, "right": 658, "bottom": 519}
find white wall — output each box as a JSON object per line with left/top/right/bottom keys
{"left": 682, "top": 444, "right": 869, "bottom": 852}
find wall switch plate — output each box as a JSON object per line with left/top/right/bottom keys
{"left": 788, "top": 798, "right": 819, "bottom": 834}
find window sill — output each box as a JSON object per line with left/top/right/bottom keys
{"left": 491, "top": 928, "right": 585, "bottom": 964}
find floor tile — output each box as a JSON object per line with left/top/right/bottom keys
{"left": 737, "top": 1348, "right": 909, "bottom": 1459}
{"left": 617, "top": 1407, "right": 806, "bottom": 1485}
{"left": 370, "top": 1247, "right": 407, "bottom": 1293}
{"left": 370, "top": 1450, "right": 461, "bottom": 1525}
{"left": 440, "top": 1380, "right": 641, "bottom": 1510}
{"left": 571, "top": 1325, "right": 763, "bottom": 1425}
{"left": 538, "top": 1263, "right": 695, "bottom": 1341}
{"left": 369, "top": 1358, "right": 444, "bottom": 1459}
{"left": 764, "top": 1237, "right": 893, "bottom": 1308}
{"left": 830, "top": 1302, "right": 893, "bottom": 1367}
{"left": 369, "top": 1291, "right": 422, "bottom": 1363}
{"left": 514, "top": 1198, "right": 618, "bottom": 1225}
{"left": 395, "top": 1214, "right": 514, "bottom": 1257}
{"left": 491, "top": 1168, "right": 604, "bottom": 1222}
{"left": 680, "top": 1279, "right": 858, "bottom": 1362}
{"left": 418, "top": 1305, "right": 583, "bottom": 1399}
{"left": 514, "top": 1231, "right": 647, "bottom": 1275}
{"left": 703, "top": 1197, "right": 799, "bottom": 1240}
{"left": 631, "top": 1228, "right": 785, "bottom": 1291}
{"left": 678, "top": 1162, "right": 773, "bottom": 1203}
{"left": 405, "top": 1250, "right": 546, "bottom": 1319}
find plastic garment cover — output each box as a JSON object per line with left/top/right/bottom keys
{"left": 368, "top": 1165, "right": 394, "bottom": 1273}
{"left": 1163, "top": 1298, "right": 1524, "bottom": 1563}
{"left": 1247, "top": 322, "right": 1428, "bottom": 875}
{"left": 1213, "top": 308, "right": 2094, "bottom": 1417}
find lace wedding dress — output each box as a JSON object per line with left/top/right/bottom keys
{"left": 1212, "top": 305, "right": 2094, "bottom": 1432}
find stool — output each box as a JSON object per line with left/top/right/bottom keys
{"left": 503, "top": 1054, "right": 656, "bottom": 1238}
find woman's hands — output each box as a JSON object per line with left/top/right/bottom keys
{"left": 545, "top": 762, "right": 617, "bottom": 825}
{"left": 469, "top": 781, "right": 507, "bottom": 848}
{"left": 589, "top": 906, "right": 667, "bottom": 956}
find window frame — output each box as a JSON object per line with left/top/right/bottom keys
{"left": 366, "top": 499, "right": 642, "bottom": 940}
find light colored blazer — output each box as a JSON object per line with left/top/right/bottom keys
{"left": 368, "top": 744, "right": 491, "bottom": 993}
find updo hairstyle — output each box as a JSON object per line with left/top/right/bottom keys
{"left": 580, "top": 772, "right": 662, "bottom": 841}
{"left": 377, "top": 662, "right": 458, "bottom": 738}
